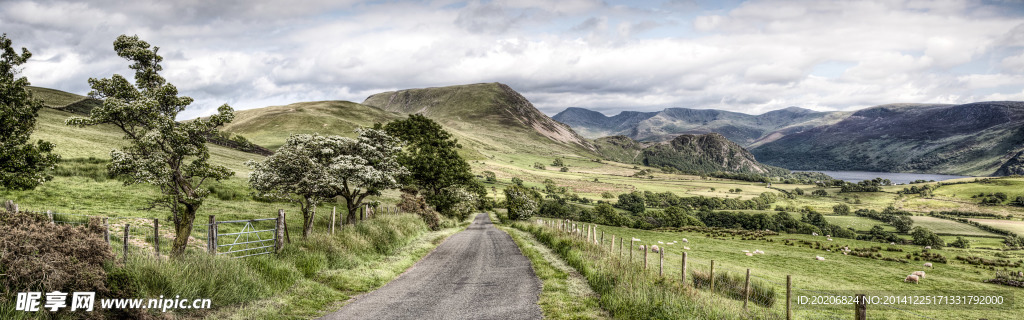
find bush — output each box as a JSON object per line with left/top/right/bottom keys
{"left": 505, "top": 185, "right": 539, "bottom": 220}
{"left": 398, "top": 192, "right": 441, "bottom": 230}
{"left": 0, "top": 208, "right": 114, "bottom": 312}
{"left": 949, "top": 236, "right": 970, "bottom": 249}
{"left": 833, "top": 203, "right": 850, "bottom": 215}
{"left": 911, "top": 227, "right": 945, "bottom": 248}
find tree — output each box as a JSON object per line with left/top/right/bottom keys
{"left": 949, "top": 236, "right": 970, "bottom": 249}
{"left": 832, "top": 203, "right": 850, "bottom": 215}
{"left": 247, "top": 133, "right": 406, "bottom": 237}
{"left": 336, "top": 129, "right": 406, "bottom": 225}
{"left": 67, "top": 35, "right": 234, "bottom": 258}
{"left": 811, "top": 189, "right": 829, "bottom": 197}
{"left": 0, "top": 34, "right": 59, "bottom": 190}
{"left": 505, "top": 185, "right": 538, "bottom": 220}
{"left": 380, "top": 115, "right": 483, "bottom": 216}
{"left": 482, "top": 171, "right": 497, "bottom": 182}
{"left": 552, "top": 158, "right": 564, "bottom": 167}
{"left": 616, "top": 191, "right": 646, "bottom": 214}
{"left": 911, "top": 226, "right": 945, "bottom": 248}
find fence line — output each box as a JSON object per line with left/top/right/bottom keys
{"left": 535, "top": 217, "right": 940, "bottom": 320}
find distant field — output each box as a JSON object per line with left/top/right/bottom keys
{"left": 909, "top": 216, "right": 1000, "bottom": 237}
{"left": 932, "top": 178, "right": 1024, "bottom": 203}
{"left": 968, "top": 218, "right": 1024, "bottom": 236}
{"left": 824, "top": 215, "right": 890, "bottom": 231}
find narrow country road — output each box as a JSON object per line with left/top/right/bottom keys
{"left": 319, "top": 213, "right": 543, "bottom": 320}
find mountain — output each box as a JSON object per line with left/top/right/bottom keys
{"left": 594, "top": 133, "right": 785, "bottom": 176}
{"left": 26, "top": 86, "right": 102, "bottom": 115}
{"left": 750, "top": 102, "right": 1024, "bottom": 176}
{"left": 552, "top": 106, "right": 845, "bottom": 146}
{"left": 363, "top": 82, "right": 595, "bottom": 155}
{"left": 223, "top": 100, "right": 405, "bottom": 150}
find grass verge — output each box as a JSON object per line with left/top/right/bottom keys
{"left": 493, "top": 213, "right": 609, "bottom": 319}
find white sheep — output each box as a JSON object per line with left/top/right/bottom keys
{"left": 745, "top": 252, "right": 753, "bottom": 256}
{"left": 815, "top": 256, "right": 825, "bottom": 261}
{"left": 812, "top": 232, "right": 818, "bottom": 236}
{"left": 651, "top": 245, "right": 660, "bottom": 253}
{"left": 682, "top": 238, "right": 689, "bottom": 243}
{"left": 753, "top": 249, "right": 764, "bottom": 255}
{"left": 827, "top": 238, "right": 833, "bottom": 241}
{"left": 924, "top": 263, "right": 933, "bottom": 268}
{"left": 632, "top": 237, "right": 641, "bottom": 242}
{"left": 684, "top": 246, "right": 691, "bottom": 250}
{"left": 904, "top": 274, "right": 920, "bottom": 284}
{"left": 639, "top": 245, "right": 646, "bottom": 251}
{"left": 826, "top": 235, "right": 831, "bottom": 238}
{"left": 658, "top": 241, "right": 664, "bottom": 244}
{"left": 742, "top": 250, "right": 750, "bottom": 253}
{"left": 924, "top": 246, "right": 931, "bottom": 250}
{"left": 890, "top": 242, "right": 896, "bottom": 245}
{"left": 912, "top": 271, "right": 926, "bottom": 279}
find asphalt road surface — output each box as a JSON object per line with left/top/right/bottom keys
{"left": 320, "top": 213, "right": 543, "bottom": 320}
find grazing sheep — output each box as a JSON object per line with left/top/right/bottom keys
{"left": 658, "top": 241, "right": 664, "bottom": 244}
{"left": 684, "top": 246, "right": 691, "bottom": 250}
{"left": 753, "top": 249, "right": 764, "bottom": 254}
{"left": 742, "top": 250, "right": 750, "bottom": 253}
{"left": 812, "top": 232, "right": 818, "bottom": 236}
{"left": 912, "top": 271, "right": 926, "bottom": 279}
{"left": 815, "top": 256, "right": 825, "bottom": 261}
{"left": 682, "top": 238, "right": 689, "bottom": 243}
{"left": 745, "top": 252, "right": 754, "bottom": 256}
{"left": 890, "top": 242, "right": 896, "bottom": 245}
{"left": 639, "top": 245, "right": 646, "bottom": 251}
{"left": 924, "top": 263, "right": 933, "bottom": 268}
{"left": 905, "top": 274, "right": 920, "bottom": 284}
{"left": 826, "top": 235, "right": 831, "bottom": 238}
{"left": 632, "top": 237, "right": 641, "bottom": 242}
{"left": 651, "top": 245, "right": 660, "bottom": 253}
{"left": 827, "top": 238, "right": 833, "bottom": 241}
{"left": 924, "top": 246, "right": 931, "bottom": 250}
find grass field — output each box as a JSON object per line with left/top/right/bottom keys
{"left": 534, "top": 217, "right": 1023, "bottom": 320}
{"left": 909, "top": 216, "right": 1002, "bottom": 237}
{"left": 969, "top": 218, "right": 1024, "bottom": 236}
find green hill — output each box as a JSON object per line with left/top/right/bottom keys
{"left": 363, "top": 82, "right": 596, "bottom": 157}
{"left": 223, "top": 100, "right": 405, "bottom": 150}
{"left": 26, "top": 86, "right": 102, "bottom": 115}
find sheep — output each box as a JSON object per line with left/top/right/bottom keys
{"left": 639, "top": 245, "right": 646, "bottom": 251}
{"left": 742, "top": 250, "right": 750, "bottom": 253}
{"left": 684, "top": 246, "right": 691, "bottom": 250}
{"left": 924, "top": 262, "right": 933, "bottom": 268}
{"left": 682, "top": 238, "right": 689, "bottom": 243}
{"left": 890, "top": 242, "right": 896, "bottom": 245}
{"left": 827, "top": 238, "right": 833, "bottom": 241}
{"left": 924, "top": 246, "right": 931, "bottom": 250}
{"left": 826, "top": 235, "right": 831, "bottom": 238}
{"left": 904, "top": 274, "right": 920, "bottom": 284}
{"left": 745, "top": 252, "right": 754, "bottom": 256}
{"left": 658, "top": 241, "right": 664, "bottom": 244}
{"left": 912, "top": 271, "right": 926, "bottom": 279}
{"left": 753, "top": 249, "right": 764, "bottom": 254}
{"left": 651, "top": 245, "right": 660, "bottom": 253}
{"left": 815, "top": 256, "right": 825, "bottom": 261}
{"left": 812, "top": 232, "right": 818, "bottom": 236}
{"left": 632, "top": 237, "right": 641, "bottom": 242}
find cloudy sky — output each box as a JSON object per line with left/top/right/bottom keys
{"left": 4, "top": 0, "right": 1024, "bottom": 118}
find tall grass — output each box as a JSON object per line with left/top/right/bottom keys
{"left": 117, "top": 214, "right": 429, "bottom": 317}
{"left": 511, "top": 221, "right": 781, "bottom": 320}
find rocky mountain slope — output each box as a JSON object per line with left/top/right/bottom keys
{"left": 595, "top": 133, "right": 785, "bottom": 176}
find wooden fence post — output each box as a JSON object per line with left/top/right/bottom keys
{"left": 208, "top": 215, "right": 217, "bottom": 255}
{"left": 855, "top": 293, "right": 866, "bottom": 320}
{"left": 275, "top": 209, "right": 285, "bottom": 253}
{"left": 331, "top": 206, "right": 336, "bottom": 235}
{"left": 682, "top": 252, "right": 688, "bottom": 286}
{"left": 46, "top": 210, "right": 54, "bottom": 225}
{"left": 659, "top": 248, "right": 664, "bottom": 277}
{"left": 610, "top": 234, "right": 614, "bottom": 251}
{"left": 122, "top": 224, "right": 129, "bottom": 264}
{"left": 710, "top": 260, "right": 715, "bottom": 294}
{"left": 154, "top": 219, "right": 160, "bottom": 257}
{"left": 744, "top": 268, "right": 750, "bottom": 310}
{"left": 629, "top": 239, "right": 633, "bottom": 262}
{"left": 600, "top": 231, "right": 604, "bottom": 246}
{"left": 786, "top": 275, "right": 792, "bottom": 320}
{"left": 103, "top": 217, "right": 110, "bottom": 244}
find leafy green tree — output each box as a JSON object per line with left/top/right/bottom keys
{"left": 482, "top": 171, "right": 497, "bottom": 182}
{"left": 552, "top": 158, "right": 564, "bottom": 167}
{"left": 616, "top": 191, "right": 646, "bottom": 214}
{"left": 832, "top": 203, "right": 850, "bottom": 215}
{"left": 0, "top": 34, "right": 59, "bottom": 190}
{"left": 380, "top": 114, "right": 483, "bottom": 216}
{"left": 595, "top": 203, "right": 626, "bottom": 226}
{"left": 505, "top": 185, "right": 539, "bottom": 220}
{"left": 67, "top": 35, "right": 234, "bottom": 257}
{"left": 811, "top": 189, "right": 829, "bottom": 197}
{"left": 794, "top": 188, "right": 804, "bottom": 195}
{"left": 911, "top": 226, "right": 945, "bottom": 248}
{"left": 949, "top": 236, "right": 970, "bottom": 249}
{"left": 601, "top": 191, "right": 615, "bottom": 199}
{"left": 511, "top": 177, "right": 524, "bottom": 187}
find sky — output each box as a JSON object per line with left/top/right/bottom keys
{"left": 3, "top": 0, "right": 1024, "bottom": 118}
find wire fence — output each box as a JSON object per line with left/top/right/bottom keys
{"left": 533, "top": 218, "right": 955, "bottom": 320}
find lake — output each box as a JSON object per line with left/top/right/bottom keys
{"left": 794, "top": 170, "right": 973, "bottom": 184}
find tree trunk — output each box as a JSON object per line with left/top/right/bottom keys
{"left": 170, "top": 205, "right": 197, "bottom": 258}
{"left": 302, "top": 201, "right": 316, "bottom": 238}
{"left": 345, "top": 196, "right": 359, "bottom": 225}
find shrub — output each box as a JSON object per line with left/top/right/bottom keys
{"left": 398, "top": 192, "right": 441, "bottom": 230}
{"left": 505, "top": 185, "right": 539, "bottom": 220}
{"left": 0, "top": 208, "right": 114, "bottom": 306}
